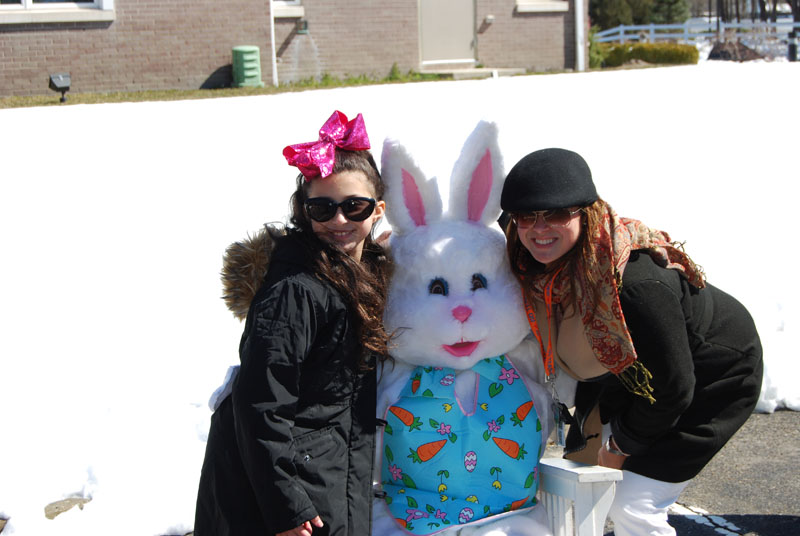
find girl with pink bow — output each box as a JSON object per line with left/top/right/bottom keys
{"left": 194, "top": 111, "right": 391, "bottom": 536}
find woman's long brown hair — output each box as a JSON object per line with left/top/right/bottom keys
{"left": 504, "top": 200, "right": 606, "bottom": 316}
{"left": 288, "top": 149, "right": 392, "bottom": 366}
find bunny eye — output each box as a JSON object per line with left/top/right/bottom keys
{"left": 429, "top": 278, "right": 449, "bottom": 296}
{"left": 471, "top": 274, "right": 488, "bottom": 291}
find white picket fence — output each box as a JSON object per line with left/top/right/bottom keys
{"left": 594, "top": 19, "right": 800, "bottom": 44}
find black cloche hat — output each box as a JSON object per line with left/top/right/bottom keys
{"left": 500, "top": 148, "right": 598, "bottom": 212}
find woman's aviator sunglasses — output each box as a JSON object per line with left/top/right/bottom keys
{"left": 304, "top": 197, "right": 377, "bottom": 223}
{"left": 512, "top": 207, "right": 582, "bottom": 228}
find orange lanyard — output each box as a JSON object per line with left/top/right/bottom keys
{"left": 522, "top": 266, "right": 564, "bottom": 381}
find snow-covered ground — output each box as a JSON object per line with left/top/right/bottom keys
{"left": 1, "top": 59, "right": 798, "bottom": 534}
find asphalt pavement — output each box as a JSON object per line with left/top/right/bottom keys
{"left": 603, "top": 410, "right": 800, "bottom": 536}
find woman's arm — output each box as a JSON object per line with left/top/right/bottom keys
{"left": 608, "top": 278, "right": 696, "bottom": 456}
{"left": 232, "top": 278, "right": 321, "bottom": 532}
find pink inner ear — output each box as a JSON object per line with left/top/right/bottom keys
{"left": 467, "top": 150, "right": 492, "bottom": 222}
{"left": 402, "top": 168, "right": 426, "bottom": 226}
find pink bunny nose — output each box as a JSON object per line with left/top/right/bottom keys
{"left": 452, "top": 305, "right": 472, "bottom": 323}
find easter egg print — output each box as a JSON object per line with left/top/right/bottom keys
{"left": 440, "top": 373, "right": 455, "bottom": 386}
{"left": 463, "top": 451, "right": 477, "bottom": 472}
{"left": 458, "top": 507, "right": 474, "bottom": 524}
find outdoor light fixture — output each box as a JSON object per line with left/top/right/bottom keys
{"left": 49, "top": 73, "right": 71, "bottom": 103}
{"left": 478, "top": 14, "right": 495, "bottom": 33}
{"left": 296, "top": 18, "right": 308, "bottom": 34}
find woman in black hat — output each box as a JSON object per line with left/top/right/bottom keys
{"left": 500, "top": 148, "right": 763, "bottom": 536}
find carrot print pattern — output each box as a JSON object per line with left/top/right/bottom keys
{"left": 508, "top": 497, "right": 529, "bottom": 511}
{"left": 411, "top": 373, "right": 422, "bottom": 393}
{"left": 390, "top": 405, "right": 422, "bottom": 431}
{"left": 492, "top": 437, "right": 527, "bottom": 460}
{"left": 510, "top": 401, "right": 533, "bottom": 426}
{"left": 381, "top": 360, "right": 543, "bottom": 532}
{"left": 409, "top": 439, "right": 448, "bottom": 463}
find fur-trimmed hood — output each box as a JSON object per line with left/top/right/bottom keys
{"left": 221, "top": 225, "right": 285, "bottom": 321}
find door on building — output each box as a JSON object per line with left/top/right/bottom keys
{"left": 419, "top": 0, "right": 476, "bottom": 67}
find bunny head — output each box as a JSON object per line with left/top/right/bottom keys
{"left": 381, "top": 121, "right": 529, "bottom": 371}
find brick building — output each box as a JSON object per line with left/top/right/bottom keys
{"left": 0, "top": 0, "right": 588, "bottom": 97}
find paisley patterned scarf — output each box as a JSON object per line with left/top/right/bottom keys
{"left": 524, "top": 202, "right": 706, "bottom": 403}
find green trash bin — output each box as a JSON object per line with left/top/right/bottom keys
{"left": 232, "top": 45, "right": 265, "bottom": 88}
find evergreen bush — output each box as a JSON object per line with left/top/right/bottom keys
{"left": 589, "top": 27, "right": 612, "bottom": 68}
{"left": 590, "top": 0, "right": 689, "bottom": 29}
{"left": 602, "top": 44, "right": 632, "bottom": 67}
{"left": 650, "top": 0, "right": 691, "bottom": 24}
{"left": 591, "top": 0, "right": 634, "bottom": 30}
{"left": 601, "top": 42, "right": 699, "bottom": 66}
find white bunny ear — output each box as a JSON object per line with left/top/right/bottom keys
{"left": 381, "top": 137, "right": 443, "bottom": 234}
{"left": 447, "top": 121, "right": 504, "bottom": 226}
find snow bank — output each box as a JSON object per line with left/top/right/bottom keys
{"left": 1, "top": 60, "right": 798, "bottom": 534}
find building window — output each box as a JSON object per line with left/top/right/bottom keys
{"left": 515, "top": 0, "right": 569, "bottom": 12}
{"left": 273, "top": 0, "right": 304, "bottom": 18}
{"left": 0, "top": 0, "right": 114, "bottom": 23}
{"left": 1, "top": 0, "right": 97, "bottom": 6}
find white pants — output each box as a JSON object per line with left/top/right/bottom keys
{"left": 601, "top": 425, "right": 690, "bottom": 536}
{"left": 608, "top": 470, "right": 690, "bottom": 536}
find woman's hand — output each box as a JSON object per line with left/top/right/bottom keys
{"left": 597, "top": 445, "right": 626, "bottom": 469}
{"left": 277, "top": 516, "right": 323, "bottom": 536}
{"left": 597, "top": 435, "right": 628, "bottom": 469}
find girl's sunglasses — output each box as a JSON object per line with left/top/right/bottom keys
{"left": 304, "top": 197, "right": 376, "bottom": 223}
{"left": 512, "top": 207, "right": 582, "bottom": 228}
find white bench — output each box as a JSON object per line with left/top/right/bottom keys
{"left": 539, "top": 458, "right": 623, "bottom": 536}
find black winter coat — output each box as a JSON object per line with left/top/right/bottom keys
{"left": 566, "top": 251, "right": 763, "bottom": 483}
{"left": 194, "top": 233, "right": 377, "bottom": 535}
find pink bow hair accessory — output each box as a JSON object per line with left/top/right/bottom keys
{"left": 283, "top": 110, "right": 371, "bottom": 180}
